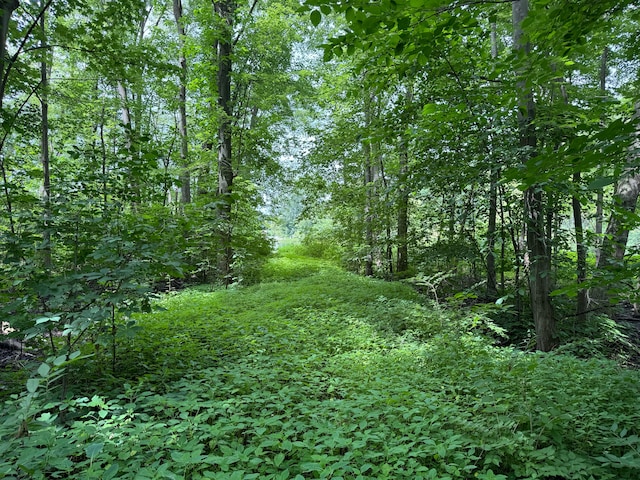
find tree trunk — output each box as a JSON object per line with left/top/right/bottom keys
{"left": 362, "top": 89, "right": 375, "bottom": 276}
{"left": 364, "top": 145, "right": 374, "bottom": 277}
{"left": 173, "top": 0, "right": 190, "bottom": 204}
{"left": 0, "top": 0, "right": 19, "bottom": 110}
{"left": 595, "top": 47, "right": 609, "bottom": 266}
{"left": 215, "top": 0, "right": 235, "bottom": 285}
{"left": 572, "top": 172, "right": 588, "bottom": 322}
{"left": 40, "top": 2, "right": 51, "bottom": 270}
{"left": 117, "top": 81, "right": 132, "bottom": 133}
{"left": 397, "top": 86, "right": 412, "bottom": 274}
{"left": 485, "top": 23, "right": 500, "bottom": 297}
{"left": 513, "top": 0, "right": 555, "bottom": 351}
{"left": 597, "top": 172, "right": 640, "bottom": 268}
{"left": 557, "top": 81, "right": 588, "bottom": 322}
{"left": 117, "top": 81, "right": 141, "bottom": 205}
{"left": 597, "top": 98, "right": 640, "bottom": 269}
{"left": 397, "top": 142, "right": 409, "bottom": 274}
{"left": 487, "top": 167, "right": 499, "bottom": 297}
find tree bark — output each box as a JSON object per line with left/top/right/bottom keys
{"left": 363, "top": 91, "right": 380, "bottom": 276}
{"left": 595, "top": 47, "right": 608, "bottom": 266}
{"left": 487, "top": 168, "right": 499, "bottom": 297}
{"left": 364, "top": 143, "right": 374, "bottom": 276}
{"left": 40, "top": 2, "right": 51, "bottom": 270}
{"left": 173, "top": 0, "right": 190, "bottom": 204}
{"left": 597, "top": 100, "right": 640, "bottom": 269}
{"left": 597, "top": 172, "right": 640, "bottom": 268}
{"left": 397, "top": 142, "right": 409, "bottom": 274}
{"left": 0, "top": 0, "right": 19, "bottom": 110}
{"left": 117, "top": 81, "right": 132, "bottom": 132}
{"left": 486, "top": 22, "right": 500, "bottom": 298}
{"left": 117, "top": 81, "right": 141, "bottom": 205}
{"left": 214, "top": 0, "right": 235, "bottom": 285}
{"left": 396, "top": 86, "right": 412, "bottom": 274}
{"left": 572, "top": 172, "right": 588, "bottom": 322}
{"left": 513, "top": 0, "right": 555, "bottom": 351}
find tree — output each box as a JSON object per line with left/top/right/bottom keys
{"left": 512, "top": 0, "right": 555, "bottom": 351}
{"left": 214, "top": 0, "right": 236, "bottom": 284}
{"left": 173, "top": 0, "right": 191, "bottom": 204}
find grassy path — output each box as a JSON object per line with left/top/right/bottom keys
{"left": 2, "top": 248, "right": 640, "bottom": 479}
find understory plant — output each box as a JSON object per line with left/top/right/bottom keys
{"left": 1, "top": 251, "right": 640, "bottom": 479}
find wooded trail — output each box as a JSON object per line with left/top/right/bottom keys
{"left": 2, "top": 249, "right": 640, "bottom": 479}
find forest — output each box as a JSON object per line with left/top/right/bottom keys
{"left": 1, "top": 0, "right": 640, "bottom": 478}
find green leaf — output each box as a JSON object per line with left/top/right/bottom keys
{"left": 301, "top": 462, "right": 322, "bottom": 472}
{"left": 37, "top": 363, "right": 51, "bottom": 377}
{"left": 103, "top": 463, "right": 120, "bottom": 480}
{"left": 310, "top": 10, "right": 322, "bottom": 27}
{"left": 35, "top": 315, "right": 60, "bottom": 325}
{"left": 26, "top": 378, "right": 40, "bottom": 393}
{"left": 587, "top": 176, "right": 615, "bottom": 190}
{"left": 422, "top": 103, "right": 437, "bottom": 115}
{"left": 345, "top": 6, "right": 356, "bottom": 23}
{"left": 85, "top": 442, "right": 104, "bottom": 460}
{"left": 53, "top": 354, "right": 68, "bottom": 366}
{"left": 397, "top": 16, "right": 410, "bottom": 30}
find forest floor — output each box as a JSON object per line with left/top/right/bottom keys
{"left": 2, "top": 247, "right": 640, "bottom": 479}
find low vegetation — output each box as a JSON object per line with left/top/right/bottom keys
{"left": 1, "top": 247, "right": 640, "bottom": 479}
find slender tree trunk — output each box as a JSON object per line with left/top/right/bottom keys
{"left": 555, "top": 82, "right": 588, "bottom": 321}
{"left": 0, "top": 0, "right": 19, "bottom": 110}
{"left": 396, "top": 86, "right": 412, "bottom": 274}
{"left": 487, "top": 168, "right": 499, "bottom": 297}
{"left": 117, "top": 81, "right": 141, "bottom": 205}
{"left": 173, "top": 0, "right": 191, "bottom": 204}
{"left": 513, "top": 0, "right": 555, "bottom": 351}
{"left": 215, "top": 0, "right": 235, "bottom": 285}
{"left": 376, "top": 151, "right": 392, "bottom": 274}
{"left": 100, "top": 108, "right": 108, "bottom": 216}
{"left": 117, "top": 81, "right": 132, "bottom": 133}
{"left": 397, "top": 141, "right": 409, "bottom": 273}
{"left": 485, "top": 23, "right": 500, "bottom": 297}
{"left": 595, "top": 191, "right": 604, "bottom": 265}
{"left": 499, "top": 187, "right": 506, "bottom": 290}
{"left": 572, "top": 172, "right": 588, "bottom": 322}
{"left": 595, "top": 47, "right": 608, "bottom": 266}
{"left": 40, "top": 3, "right": 51, "bottom": 270}
{"left": 363, "top": 146, "right": 374, "bottom": 276}
{"left": 362, "top": 89, "right": 375, "bottom": 276}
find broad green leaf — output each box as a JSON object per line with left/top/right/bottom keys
{"left": 53, "top": 354, "right": 67, "bottom": 366}
{"left": 37, "top": 363, "right": 51, "bottom": 377}
{"left": 103, "top": 463, "right": 120, "bottom": 480}
{"left": 310, "top": 10, "right": 322, "bottom": 27}
{"left": 35, "top": 316, "right": 60, "bottom": 325}
{"left": 26, "top": 378, "right": 40, "bottom": 393}
{"left": 69, "top": 350, "right": 82, "bottom": 360}
{"left": 587, "top": 176, "right": 615, "bottom": 190}
{"left": 274, "top": 453, "right": 285, "bottom": 467}
{"left": 422, "top": 103, "right": 437, "bottom": 115}
{"left": 85, "top": 442, "right": 104, "bottom": 460}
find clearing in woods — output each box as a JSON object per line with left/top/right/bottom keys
{"left": 1, "top": 247, "right": 640, "bottom": 479}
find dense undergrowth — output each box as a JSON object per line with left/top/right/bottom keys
{"left": 2, "top": 246, "right": 640, "bottom": 479}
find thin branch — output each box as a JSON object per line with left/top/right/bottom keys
{"left": 0, "top": 78, "right": 44, "bottom": 153}
{"left": 1, "top": 0, "right": 54, "bottom": 99}
{"left": 232, "top": 0, "right": 259, "bottom": 47}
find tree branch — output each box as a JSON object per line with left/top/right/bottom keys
{"left": 232, "top": 0, "right": 259, "bottom": 47}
